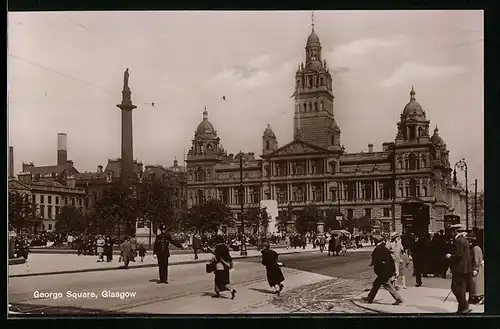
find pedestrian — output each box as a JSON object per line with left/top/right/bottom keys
{"left": 96, "top": 235, "right": 105, "bottom": 262}
{"left": 138, "top": 243, "right": 146, "bottom": 262}
{"left": 388, "top": 232, "right": 403, "bottom": 290}
{"left": 130, "top": 234, "right": 138, "bottom": 262}
{"left": 400, "top": 248, "right": 412, "bottom": 289}
{"left": 153, "top": 224, "right": 184, "bottom": 284}
{"left": 412, "top": 234, "right": 426, "bottom": 287}
{"left": 261, "top": 241, "right": 285, "bottom": 295}
{"left": 104, "top": 235, "right": 113, "bottom": 262}
{"left": 445, "top": 224, "right": 473, "bottom": 313}
{"left": 468, "top": 234, "right": 484, "bottom": 305}
{"left": 206, "top": 237, "right": 236, "bottom": 299}
{"left": 120, "top": 236, "right": 132, "bottom": 269}
{"left": 285, "top": 235, "right": 291, "bottom": 249}
{"left": 193, "top": 233, "right": 201, "bottom": 260}
{"left": 364, "top": 234, "right": 404, "bottom": 305}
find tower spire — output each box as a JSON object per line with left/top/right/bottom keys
{"left": 410, "top": 85, "right": 416, "bottom": 101}
{"left": 311, "top": 11, "right": 315, "bottom": 32}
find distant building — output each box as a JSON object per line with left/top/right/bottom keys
{"left": 185, "top": 23, "right": 468, "bottom": 236}
{"left": 9, "top": 178, "right": 86, "bottom": 233}
{"left": 18, "top": 133, "right": 80, "bottom": 185}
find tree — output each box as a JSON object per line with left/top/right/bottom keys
{"left": 136, "top": 180, "right": 175, "bottom": 232}
{"left": 55, "top": 206, "right": 84, "bottom": 234}
{"left": 243, "top": 207, "right": 261, "bottom": 234}
{"left": 325, "top": 208, "right": 342, "bottom": 232}
{"left": 180, "top": 199, "right": 234, "bottom": 235}
{"left": 276, "top": 212, "right": 289, "bottom": 233}
{"left": 295, "top": 204, "right": 323, "bottom": 235}
{"left": 95, "top": 183, "right": 137, "bottom": 239}
{"left": 9, "top": 191, "right": 39, "bottom": 235}
{"left": 244, "top": 207, "right": 271, "bottom": 235}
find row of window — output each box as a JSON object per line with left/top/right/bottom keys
{"left": 346, "top": 208, "right": 392, "bottom": 219}
{"left": 33, "top": 194, "right": 83, "bottom": 207}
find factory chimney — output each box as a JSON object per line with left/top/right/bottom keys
{"left": 8, "top": 146, "right": 14, "bottom": 178}
{"left": 57, "top": 133, "right": 68, "bottom": 166}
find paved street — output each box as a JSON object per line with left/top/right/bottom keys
{"left": 8, "top": 248, "right": 374, "bottom": 315}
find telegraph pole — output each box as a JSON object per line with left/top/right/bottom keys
{"left": 239, "top": 152, "right": 247, "bottom": 256}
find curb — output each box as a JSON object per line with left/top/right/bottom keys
{"left": 350, "top": 298, "right": 383, "bottom": 313}
{"left": 8, "top": 258, "right": 26, "bottom": 266}
{"left": 8, "top": 249, "right": 317, "bottom": 278}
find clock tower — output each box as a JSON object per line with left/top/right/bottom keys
{"left": 186, "top": 108, "right": 226, "bottom": 200}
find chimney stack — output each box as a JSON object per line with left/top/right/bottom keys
{"left": 8, "top": 146, "right": 14, "bottom": 178}
{"left": 57, "top": 133, "right": 68, "bottom": 166}
{"left": 67, "top": 175, "right": 76, "bottom": 188}
{"left": 97, "top": 165, "right": 103, "bottom": 174}
{"left": 368, "top": 143, "right": 374, "bottom": 153}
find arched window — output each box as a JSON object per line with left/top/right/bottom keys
{"left": 266, "top": 140, "right": 270, "bottom": 150}
{"left": 398, "top": 161, "right": 403, "bottom": 170}
{"left": 309, "top": 103, "right": 313, "bottom": 112}
{"left": 409, "top": 178, "right": 417, "bottom": 197}
{"left": 296, "top": 79, "right": 300, "bottom": 88}
{"left": 408, "top": 153, "right": 417, "bottom": 171}
{"left": 421, "top": 157, "right": 427, "bottom": 168}
{"left": 319, "top": 77, "right": 323, "bottom": 86}
{"left": 264, "top": 165, "right": 270, "bottom": 177}
{"left": 331, "top": 135, "right": 335, "bottom": 145}
{"left": 314, "top": 102, "right": 318, "bottom": 111}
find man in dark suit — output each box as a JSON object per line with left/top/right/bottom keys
{"left": 446, "top": 224, "right": 472, "bottom": 313}
{"left": 364, "top": 235, "right": 403, "bottom": 305}
{"left": 153, "top": 224, "right": 184, "bottom": 284}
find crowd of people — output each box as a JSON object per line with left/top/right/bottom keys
{"left": 364, "top": 226, "right": 484, "bottom": 313}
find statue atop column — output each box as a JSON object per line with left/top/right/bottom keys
{"left": 123, "top": 68, "right": 130, "bottom": 90}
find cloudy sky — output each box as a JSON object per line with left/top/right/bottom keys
{"left": 8, "top": 11, "right": 483, "bottom": 188}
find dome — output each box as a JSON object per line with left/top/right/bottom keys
{"left": 263, "top": 124, "right": 275, "bottom": 137}
{"left": 307, "top": 30, "right": 321, "bottom": 45}
{"left": 402, "top": 86, "right": 426, "bottom": 121}
{"left": 431, "top": 126, "right": 445, "bottom": 146}
{"left": 196, "top": 109, "right": 217, "bottom": 137}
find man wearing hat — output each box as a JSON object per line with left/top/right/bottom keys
{"left": 364, "top": 234, "right": 404, "bottom": 305}
{"left": 445, "top": 224, "right": 472, "bottom": 313}
{"left": 388, "top": 232, "right": 403, "bottom": 290}
{"left": 153, "top": 224, "right": 184, "bottom": 284}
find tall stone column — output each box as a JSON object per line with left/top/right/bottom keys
{"left": 116, "top": 68, "right": 137, "bottom": 186}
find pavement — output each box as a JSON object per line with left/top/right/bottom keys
{"left": 9, "top": 244, "right": 347, "bottom": 278}
{"left": 352, "top": 276, "right": 485, "bottom": 314}
{"left": 8, "top": 254, "right": 337, "bottom": 315}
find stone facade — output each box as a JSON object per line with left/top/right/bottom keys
{"left": 186, "top": 25, "right": 468, "bottom": 235}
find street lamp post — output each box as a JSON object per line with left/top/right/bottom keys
{"left": 453, "top": 158, "right": 469, "bottom": 231}
{"left": 391, "top": 142, "right": 397, "bottom": 232}
{"left": 474, "top": 179, "right": 478, "bottom": 229}
{"left": 239, "top": 152, "right": 247, "bottom": 256}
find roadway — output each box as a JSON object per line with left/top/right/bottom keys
{"left": 9, "top": 248, "right": 374, "bottom": 315}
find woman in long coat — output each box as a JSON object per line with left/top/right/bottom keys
{"left": 208, "top": 240, "right": 236, "bottom": 299}
{"left": 261, "top": 242, "right": 285, "bottom": 295}
{"left": 469, "top": 236, "right": 484, "bottom": 304}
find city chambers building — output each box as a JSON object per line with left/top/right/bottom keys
{"left": 185, "top": 25, "right": 468, "bottom": 236}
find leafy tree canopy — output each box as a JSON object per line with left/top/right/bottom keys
{"left": 295, "top": 203, "right": 323, "bottom": 234}
{"left": 55, "top": 205, "right": 84, "bottom": 234}
{"left": 181, "top": 199, "right": 234, "bottom": 234}
{"left": 9, "top": 191, "right": 39, "bottom": 235}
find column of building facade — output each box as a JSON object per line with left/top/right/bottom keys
{"left": 324, "top": 181, "right": 328, "bottom": 201}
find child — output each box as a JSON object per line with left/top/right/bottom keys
{"left": 400, "top": 248, "right": 412, "bottom": 289}
{"left": 138, "top": 243, "right": 146, "bottom": 262}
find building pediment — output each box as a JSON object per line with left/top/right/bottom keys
{"left": 268, "top": 140, "right": 330, "bottom": 157}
